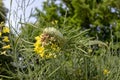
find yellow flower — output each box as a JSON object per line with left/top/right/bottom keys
{"left": 46, "top": 53, "right": 57, "bottom": 58}
{"left": 2, "top": 36, "right": 9, "bottom": 42}
{"left": 34, "top": 46, "right": 44, "bottom": 53}
{"left": 34, "top": 35, "right": 47, "bottom": 58}
{"left": 51, "top": 21, "right": 54, "bottom": 25}
{"left": 55, "top": 20, "right": 58, "bottom": 24}
{"left": 3, "top": 27, "right": 10, "bottom": 33}
{"left": 46, "top": 53, "right": 53, "bottom": 58}
{"left": 0, "top": 22, "right": 5, "bottom": 26}
{"left": 38, "top": 47, "right": 44, "bottom": 53}
{"left": 0, "top": 32, "right": 2, "bottom": 37}
{"left": 34, "top": 41, "right": 41, "bottom": 47}
{"left": 2, "top": 45, "right": 10, "bottom": 49}
{"left": 51, "top": 43, "right": 60, "bottom": 51}
{"left": 40, "top": 52, "right": 45, "bottom": 58}
{"left": 103, "top": 69, "right": 110, "bottom": 75}
{"left": 35, "top": 36, "right": 41, "bottom": 40}
{"left": 51, "top": 20, "right": 58, "bottom": 25}
{"left": 1, "top": 51, "right": 6, "bottom": 55}
{"left": 51, "top": 43, "right": 56, "bottom": 49}
{"left": 88, "top": 49, "right": 92, "bottom": 53}
{"left": 53, "top": 54, "right": 57, "bottom": 58}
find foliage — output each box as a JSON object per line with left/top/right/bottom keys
{"left": 8, "top": 21, "right": 120, "bottom": 80}
{"left": 35, "top": 0, "right": 120, "bottom": 42}
{"left": 0, "top": 0, "right": 7, "bottom": 22}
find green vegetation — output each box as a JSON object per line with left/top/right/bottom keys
{"left": 0, "top": 0, "right": 120, "bottom": 80}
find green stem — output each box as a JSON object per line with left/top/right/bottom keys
{"left": 85, "top": 56, "right": 88, "bottom": 80}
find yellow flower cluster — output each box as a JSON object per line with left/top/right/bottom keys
{"left": 2, "top": 36, "right": 9, "bottom": 42}
{"left": 34, "top": 36, "right": 44, "bottom": 56}
{"left": 0, "top": 23, "right": 10, "bottom": 37}
{"left": 3, "top": 27, "right": 10, "bottom": 33}
{"left": 103, "top": 69, "right": 110, "bottom": 75}
{"left": 51, "top": 20, "right": 58, "bottom": 25}
{"left": 2, "top": 45, "right": 10, "bottom": 49}
{"left": 0, "top": 22, "right": 11, "bottom": 55}
{"left": 34, "top": 35, "right": 59, "bottom": 58}
{"left": 34, "top": 27, "right": 63, "bottom": 59}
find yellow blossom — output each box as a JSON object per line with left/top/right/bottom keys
{"left": 1, "top": 51, "right": 6, "bottom": 55}
{"left": 2, "top": 36, "right": 9, "bottom": 42}
{"left": 103, "top": 69, "right": 110, "bottom": 75}
{"left": 55, "top": 20, "right": 58, "bottom": 24}
{"left": 34, "top": 46, "right": 44, "bottom": 54}
{"left": 46, "top": 53, "right": 57, "bottom": 58}
{"left": 0, "top": 22, "right": 5, "bottom": 26}
{"left": 51, "top": 21, "right": 54, "bottom": 25}
{"left": 51, "top": 43, "right": 60, "bottom": 51}
{"left": 88, "top": 49, "right": 92, "bottom": 53}
{"left": 38, "top": 47, "right": 44, "bottom": 53}
{"left": 0, "top": 32, "right": 2, "bottom": 37}
{"left": 3, "top": 27, "right": 10, "bottom": 33}
{"left": 53, "top": 54, "right": 57, "bottom": 58}
{"left": 40, "top": 52, "right": 45, "bottom": 58}
{"left": 46, "top": 53, "right": 53, "bottom": 58}
{"left": 34, "top": 41, "right": 41, "bottom": 47}
{"left": 51, "top": 20, "right": 58, "bottom": 25}
{"left": 2, "top": 45, "right": 10, "bottom": 49}
{"left": 35, "top": 36, "right": 41, "bottom": 41}
{"left": 51, "top": 44, "right": 56, "bottom": 50}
